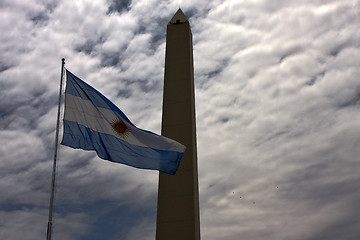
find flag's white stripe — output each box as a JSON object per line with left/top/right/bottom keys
{"left": 64, "top": 94, "right": 185, "bottom": 152}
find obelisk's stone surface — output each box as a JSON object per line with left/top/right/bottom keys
{"left": 156, "top": 9, "right": 200, "bottom": 240}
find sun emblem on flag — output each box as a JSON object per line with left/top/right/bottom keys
{"left": 111, "top": 118, "right": 130, "bottom": 137}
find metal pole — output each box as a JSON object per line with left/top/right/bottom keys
{"left": 47, "top": 58, "right": 65, "bottom": 240}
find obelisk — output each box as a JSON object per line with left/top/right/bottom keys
{"left": 156, "top": 9, "right": 200, "bottom": 240}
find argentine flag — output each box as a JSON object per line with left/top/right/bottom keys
{"left": 61, "top": 70, "right": 185, "bottom": 174}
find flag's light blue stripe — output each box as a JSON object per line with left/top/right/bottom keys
{"left": 62, "top": 120, "right": 182, "bottom": 174}
{"left": 65, "top": 70, "right": 134, "bottom": 127}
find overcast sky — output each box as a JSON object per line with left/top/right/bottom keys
{"left": 1, "top": 0, "right": 360, "bottom": 239}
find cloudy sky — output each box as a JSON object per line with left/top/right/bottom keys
{"left": 1, "top": 0, "right": 360, "bottom": 239}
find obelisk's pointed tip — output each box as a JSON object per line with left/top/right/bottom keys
{"left": 169, "top": 8, "right": 188, "bottom": 24}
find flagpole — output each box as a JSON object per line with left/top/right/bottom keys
{"left": 47, "top": 58, "right": 65, "bottom": 240}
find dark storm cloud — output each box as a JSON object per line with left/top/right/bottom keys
{"left": 30, "top": 11, "right": 50, "bottom": 26}
{"left": 75, "top": 37, "right": 106, "bottom": 55}
{"left": 149, "top": 29, "right": 166, "bottom": 49}
{"left": 107, "top": 0, "right": 132, "bottom": 14}
{"left": 278, "top": 46, "right": 303, "bottom": 63}
{"left": 280, "top": 159, "right": 360, "bottom": 205}
{"left": 135, "top": 16, "right": 167, "bottom": 51}
{"left": 0, "top": 61, "right": 13, "bottom": 73}
{"left": 306, "top": 71, "right": 325, "bottom": 86}
{"left": 116, "top": 88, "right": 132, "bottom": 98}
{"left": 100, "top": 52, "right": 122, "bottom": 67}
{"left": 55, "top": 198, "right": 156, "bottom": 240}
{"left": 0, "top": 86, "right": 55, "bottom": 132}
{"left": 337, "top": 87, "right": 360, "bottom": 108}
{"left": 309, "top": 212, "right": 360, "bottom": 240}
{"left": 277, "top": 158, "right": 360, "bottom": 240}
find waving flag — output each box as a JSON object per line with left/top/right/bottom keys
{"left": 61, "top": 70, "right": 185, "bottom": 174}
